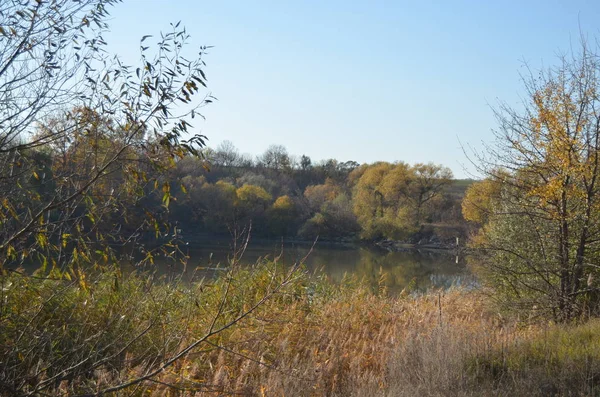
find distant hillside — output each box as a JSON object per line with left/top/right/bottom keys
{"left": 445, "top": 179, "right": 477, "bottom": 199}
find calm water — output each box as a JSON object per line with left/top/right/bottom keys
{"left": 149, "top": 239, "right": 473, "bottom": 294}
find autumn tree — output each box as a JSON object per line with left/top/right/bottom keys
{"left": 267, "top": 195, "right": 297, "bottom": 236}
{"left": 352, "top": 162, "right": 393, "bottom": 239}
{"left": 298, "top": 178, "right": 359, "bottom": 239}
{"left": 411, "top": 163, "right": 453, "bottom": 225}
{"left": 304, "top": 179, "right": 342, "bottom": 212}
{"left": 0, "top": 0, "right": 213, "bottom": 271}
{"left": 462, "top": 176, "right": 503, "bottom": 226}
{"left": 234, "top": 184, "right": 272, "bottom": 231}
{"left": 379, "top": 162, "right": 415, "bottom": 231}
{"left": 467, "top": 39, "right": 600, "bottom": 321}
{"left": 353, "top": 162, "right": 452, "bottom": 239}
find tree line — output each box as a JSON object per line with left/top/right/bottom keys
{"left": 166, "top": 141, "right": 467, "bottom": 242}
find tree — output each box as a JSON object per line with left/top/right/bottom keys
{"left": 258, "top": 144, "right": 291, "bottom": 171}
{"left": 267, "top": 195, "right": 297, "bottom": 236}
{"left": 177, "top": 179, "right": 237, "bottom": 233}
{"left": 0, "top": 1, "right": 246, "bottom": 394}
{"left": 352, "top": 162, "right": 393, "bottom": 239}
{"left": 467, "top": 38, "right": 600, "bottom": 321}
{"left": 0, "top": 0, "right": 213, "bottom": 271}
{"left": 300, "top": 154, "right": 312, "bottom": 171}
{"left": 462, "top": 177, "right": 503, "bottom": 226}
{"left": 237, "top": 172, "right": 277, "bottom": 195}
{"left": 213, "top": 140, "right": 240, "bottom": 167}
{"left": 235, "top": 184, "right": 272, "bottom": 230}
{"left": 304, "top": 179, "right": 342, "bottom": 212}
{"left": 410, "top": 163, "right": 453, "bottom": 225}
{"left": 0, "top": 0, "right": 114, "bottom": 154}
{"left": 299, "top": 193, "right": 360, "bottom": 239}
{"left": 340, "top": 160, "right": 360, "bottom": 173}
{"left": 353, "top": 162, "right": 452, "bottom": 239}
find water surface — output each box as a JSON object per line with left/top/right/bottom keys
{"left": 151, "top": 239, "right": 472, "bottom": 294}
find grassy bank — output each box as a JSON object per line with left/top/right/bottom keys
{"left": 1, "top": 263, "right": 599, "bottom": 396}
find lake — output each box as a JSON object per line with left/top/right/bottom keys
{"left": 148, "top": 239, "right": 473, "bottom": 294}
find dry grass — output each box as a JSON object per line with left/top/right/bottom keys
{"left": 3, "top": 264, "right": 600, "bottom": 396}
{"left": 150, "top": 284, "right": 537, "bottom": 396}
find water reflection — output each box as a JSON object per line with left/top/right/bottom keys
{"left": 161, "top": 240, "right": 473, "bottom": 295}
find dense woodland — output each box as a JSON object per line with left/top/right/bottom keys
{"left": 167, "top": 141, "right": 469, "bottom": 242}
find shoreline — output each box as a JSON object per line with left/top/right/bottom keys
{"left": 174, "top": 232, "right": 462, "bottom": 254}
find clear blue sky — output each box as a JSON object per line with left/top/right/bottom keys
{"left": 103, "top": 0, "right": 600, "bottom": 178}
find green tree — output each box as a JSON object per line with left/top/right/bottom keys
{"left": 196, "top": 181, "right": 237, "bottom": 232}
{"left": 300, "top": 154, "right": 312, "bottom": 171}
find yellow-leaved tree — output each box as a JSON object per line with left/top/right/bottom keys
{"left": 467, "top": 39, "right": 600, "bottom": 321}
{"left": 353, "top": 162, "right": 452, "bottom": 240}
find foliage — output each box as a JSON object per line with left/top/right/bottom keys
{"left": 466, "top": 39, "right": 600, "bottom": 321}
{"left": 197, "top": 180, "right": 237, "bottom": 232}
{"left": 267, "top": 195, "right": 297, "bottom": 236}
{"left": 461, "top": 177, "right": 502, "bottom": 225}
{"left": 235, "top": 184, "right": 272, "bottom": 231}
{"left": 171, "top": 146, "right": 466, "bottom": 242}
{"left": 0, "top": 261, "right": 311, "bottom": 395}
{"left": 304, "top": 179, "right": 342, "bottom": 212}
{"left": 299, "top": 193, "right": 361, "bottom": 240}
{"left": 352, "top": 162, "right": 453, "bottom": 240}
{"left": 236, "top": 184, "right": 272, "bottom": 206}
{"left": 0, "top": 0, "right": 213, "bottom": 271}
{"left": 5, "top": 263, "right": 599, "bottom": 396}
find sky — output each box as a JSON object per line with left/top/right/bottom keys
{"left": 103, "top": 0, "right": 600, "bottom": 178}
